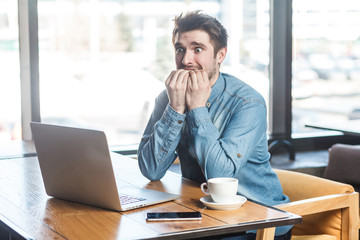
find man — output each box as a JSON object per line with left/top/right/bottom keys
{"left": 137, "top": 11, "right": 292, "bottom": 239}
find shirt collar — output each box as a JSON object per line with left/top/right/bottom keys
{"left": 208, "top": 72, "right": 225, "bottom": 106}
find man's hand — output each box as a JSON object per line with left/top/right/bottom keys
{"left": 186, "top": 70, "right": 211, "bottom": 111}
{"left": 165, "top": 69, "right": 189, "bottom": 114}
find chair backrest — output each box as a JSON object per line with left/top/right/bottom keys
{"left": 276, "top": 169, "right": 354, "bottom": 201}
{"left": 274, "top": 169, "right": 357, "bottom": 239}
{"left": 325, "top": 143, "right": 360, "bottom": 191}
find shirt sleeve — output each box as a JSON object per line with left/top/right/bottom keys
{"left": 137, "top": 91, "right": 186, "bottom": 181}
{"left": 186, "top": 98, "right": 269, "bottom": 180}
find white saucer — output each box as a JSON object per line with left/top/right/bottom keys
{"left": 200, "top": 195, "right": 247, "bottom": 210}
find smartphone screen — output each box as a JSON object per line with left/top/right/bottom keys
{"left": 146, "top": 212, "right": 202, "bottom": 221}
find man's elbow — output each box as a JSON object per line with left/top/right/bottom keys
{"left": 138, "top": 163, "right": 163, "bottom": 181}
{"left": 141, "top": 169, "right": 163, "bottom": 182}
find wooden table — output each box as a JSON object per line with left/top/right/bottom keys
{"left": 0, "top": 140, "right": 135, "bottom": 160}
{"left": 305, "top": 119, "right": 360, "bottom": 137}
{"left": 0, "top": 154, "right": 301, "bottom": 240}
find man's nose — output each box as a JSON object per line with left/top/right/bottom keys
{"left": 182, "top": 51, "right": 194, "bottom": 66}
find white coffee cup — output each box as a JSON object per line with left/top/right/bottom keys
{"left": 200, "top": 177, "right": 238, "bottom": 203}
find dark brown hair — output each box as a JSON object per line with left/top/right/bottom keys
{"left": 172, "top": 10, "right": 228, "bottom": 55}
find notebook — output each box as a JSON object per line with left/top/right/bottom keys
{"left": 30, "top": 122, "right": 179, "bottom": 211}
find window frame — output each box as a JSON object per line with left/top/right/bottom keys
{"left": 19, "top": 0, "right": 360, "bottom": 153}
{"left": 19, "top": 0, "right": 40, "bottom": 140}
{"left": 269, "top": 0, "right": 360, "bottom": 152}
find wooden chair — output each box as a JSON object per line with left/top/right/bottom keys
{"left": 324, "top": 144, "right": 360, "bottom": 195}
{"left": 324, "top": 143, "right": 360, "bottom": 235}
{"left": 274, "top": 169, "right": 359, "bottom": 240}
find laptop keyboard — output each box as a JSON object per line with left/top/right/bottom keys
{"left": 119, "top": 193, "right": 146, "bottom": 205}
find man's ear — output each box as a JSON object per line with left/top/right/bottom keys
{"left": 217, "top": 47, "right": 227, "bottom": 64}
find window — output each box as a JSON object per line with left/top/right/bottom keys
{"left": 37, "top": 0, "right": 270, "bottom": 146}
{"left": 0, "top": 0, "right": 21, "bottom": 142}
{"left": 223, "top": 0, "right": 270, "bottom": 116}
{"left": 292, "top": 0, "right": 360, "bottom": 136}
{"left": 15, "top": 0, "right": 358, "bottom": 151}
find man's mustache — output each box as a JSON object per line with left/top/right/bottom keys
{"left": 180, "top": 65, "right": 202, "bottom": 71}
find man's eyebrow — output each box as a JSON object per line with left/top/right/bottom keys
{"left": 174, "top": 41, "right": 207, "bottom": 48}
{"left": 190, "top": 41, "right": 207, "bottom": 48}
{"left": 174, "top": 42, "right": 183, "bottom": 48}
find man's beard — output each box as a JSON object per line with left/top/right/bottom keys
{"left": 207, "top": 67, "right": 217, "bottom": 83}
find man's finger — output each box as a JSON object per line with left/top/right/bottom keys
{"left": 189, "top": 70, "right": 199, "bottom": 89}
{"left": 165, "top": 70, "right": 176, "bottom": 85}
{"left": 201, "top": 70, "right": 209, "bottom": 83}
{"left": 178, "top": 70, "right": 190, "bottom": 84}
{"left": 194, "top": 70, "right": 204, "bottom": 84}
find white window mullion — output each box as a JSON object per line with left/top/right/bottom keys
{"left": 18, "top": 0, "right": 40, "bottom": 140}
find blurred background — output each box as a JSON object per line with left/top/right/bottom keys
{"left": 1, "top": 0, "right": 359, "bottom": 146}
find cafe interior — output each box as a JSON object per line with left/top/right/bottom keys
{"left": 1, "top": 0, "right": 360, "bottom": 239}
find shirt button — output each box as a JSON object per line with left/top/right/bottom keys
{"left": 177, "top": 120, "right": 183, "bottom": 124}
{"left": 237, "top": 153, "right": 242, "bottom": 158}
{"left": 206, "top": 102, "right": 211, "bottom": 107}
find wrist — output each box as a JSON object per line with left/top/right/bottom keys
{"left": 169, "top": 104, "right": 186, "bottom": 114}
{"left": 187, "top": 103, "right": 206, "bottom": 111}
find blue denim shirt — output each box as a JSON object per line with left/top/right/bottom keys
{"left": 138, "top": 73, "right": 291, "bottom": 235}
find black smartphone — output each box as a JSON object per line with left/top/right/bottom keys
{"left": 146, "top": 212, "right": 202, "bottom": 221}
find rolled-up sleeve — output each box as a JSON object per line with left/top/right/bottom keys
{"left": 137, "top": 91, "right": 185, "bottom": 181}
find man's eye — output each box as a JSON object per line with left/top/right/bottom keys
{"left": 176, "top": 48, "right": 184, "bottom": 53}
{"left": 195, "top": 47, "right": 203, "bottom": 53}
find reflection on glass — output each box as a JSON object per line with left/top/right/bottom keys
{"left": 38, "top": 0, "right": 269, "bottom": 145}
{"left": 0, "top": 0, "right": 21, "bottom": 142}
{"left": 292, "top": 0, "right": 360, "bottom": 136}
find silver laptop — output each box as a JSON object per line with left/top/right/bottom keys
{"left": 30, "top": 122, "right": 179, "bottom": 211}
